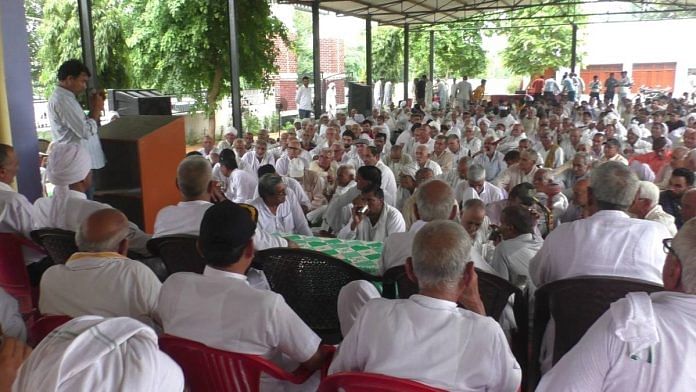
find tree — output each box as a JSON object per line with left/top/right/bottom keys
{"left": 128, "top": 0, "right": 288, "bottom": 135}
{"left": 292, "top": 10, "right": 313, "bottom": 80}
{"left": 371, "top": 24, "right": 486, "bottom": 83}
{"left": 500, "top": 5, "right": 584, "bottom": 76}
{"left": 35, "top": 0, "right": 131, "bottom": 97}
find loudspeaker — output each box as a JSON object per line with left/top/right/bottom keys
{"left": 348, "top": 82, "right": 372, "bottom": 117}
{"left": 107, "top": 89, "right": 172, "bottom": 116}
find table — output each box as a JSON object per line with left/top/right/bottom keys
{"left": 284, "top": 234, "right": 382, "bottom": 275}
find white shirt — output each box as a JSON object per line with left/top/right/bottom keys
{"left": 158, "top": 266, "right": 320, "bottom": 388}
{"left": 644, "top": 204, "right": 677, "bottom": 236}
{"left": 329, "top": 295, "right": 521, "bottom": 391}
{"left": 39, "top": 252, "right": 161, "bottom": 326}
{"left": 472, "top": 151, "right": 507, "bottom": 182}
{"left": 47, "top": 86, "right": 105, "bottom": 169}
{"left": 495, "top": 165, "right": 539, "bottom": 192}
{"left": 337, "top": 204, "right": 405, "bottom": 242}
{"left": 225, "top": 168, "right": 258, "bottom": 204}
{"left": 416, "top": 159, "right": 442, "bottom": 177}
{"left": 34, "top": 190, "right": 151, "bottom": 255}
{"left": 455, "top": 80, "right": 473, "bottom": 101}
{"left": 250, "top": 196, "right": 312, "bottom": 236}
{"left": 529, "top": 210, "right": 670, "bottom": 287}
{"left": 538, "top": 145, "right": 565, "bottom": 168}
{"left": 275, "top": 156, "right": 309, "bottom": 177}
{"left": 491, "top": 233, "right": 543, "bottom": 289}
{"left": 241, "top": 151, "right": 275, "bottom": 175}
{"left": 295, "top": 85, "right": 312, "bottom": 111}
{"left": 0, "top": 287, "right": 26, "bottom": 341}
{"left": 0, "top": 182, "right": 44, "bottom": 265}
{"left": 456, "top": 181, "right": 506, "bottom": 206}
{"left": 378, "top": 220, "right": 426, "bottom": 275}
{"left": 538, "top": 292, "right": 696, "bottom": 392}
{"left": 375, "top": 161, "right": 398, "bottom": 206}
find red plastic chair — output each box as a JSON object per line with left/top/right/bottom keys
{"left": 27, "top": 315, "right": 72, "bottom": 347}
{"left": 318, "top": 372, "right": 447, "bottom": 392}
{"left": 0, "top": 233, "right": 44, "bottom": 314}
{"left": 158, "top": 334, "right": 334, "bottom": 392}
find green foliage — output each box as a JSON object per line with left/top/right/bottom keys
{"left": 500, "top": 5, "right": 584, "bottom": 76}
{"left": 242, "top": 110, "right": 262, "bottom": 132}
{"left": 292, "top": 10, "right": 313, "bottom": 80}
{"left": 372, "top": 23, "right": 486, "bottom": 82}
{"left": 344, "top": 42, "right": 365, "bottom": 82}
{"left": 35, "top": 0, "right": 131, "bottom": 97}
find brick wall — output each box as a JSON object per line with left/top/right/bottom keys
{"left": 274, "top": 35, "right": 297, "bottom": 74}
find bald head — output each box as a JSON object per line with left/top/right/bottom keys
{"left": 415, "top": 180, "right": 457, "bottom": 221}
{"left": 75, "top": 209, "right": 130, "bottom": 254}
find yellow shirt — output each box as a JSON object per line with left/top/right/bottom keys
{"left": 473, "top": 85, "right": 486, "bottom": 102}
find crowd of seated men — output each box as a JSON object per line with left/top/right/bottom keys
{"left": 3, "top": 77, "right": 696, "bottom": 390}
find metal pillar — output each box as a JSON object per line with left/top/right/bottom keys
{"left": 429, "top": 30, "right": 435, "bottom": 81}
{"left": 570, "top": 23, "right": 578, "bottom": 73}
{"left": 365, "top": 16, "right": 372, "bottom": 86}
{"left": 312, "top": 1, "right": 322, "bottom": 118}
{"left": 403, "top": 24, "right": 409, "bottom": 102}
{"left": 227, "top": 0, "right": 243, "bottom": 133}
{"left": 1, "top": 0, "right": 42, "bottom": 200}
{"left": 77, "top": 0, "right": 99, "bottom": 91}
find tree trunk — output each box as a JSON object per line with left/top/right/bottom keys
{"left": 206, "top": 65, "right": 224, "bottom": 139}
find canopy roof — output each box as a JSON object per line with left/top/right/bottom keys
{"left": 279, "top": 0, "right": 696, "bottom": 26}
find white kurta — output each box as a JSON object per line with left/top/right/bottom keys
{"left": 529, "top": 210, "right": 670, "bottom": 287}
{"left": 225, "top": 168, "right": 258, "bottom": 204}
{"left": 375, "top": 160, "right": 398, "bottom": 206}
{"left": 538, "top": 292, "right": 696, "bottom": 392}
{"left": 241, "top": 151, "right": 276, "bottom": 175}
{"left": 39, "top": 252, "right": 161, "bottom": 327}
{"left": 0, "top": 182, "right": 44, "bottom": 265}
{"left": 47, "top": 86, "right": 105, "bottom": 169}
{"left": 456, "top": 181, "right": 506, "bottom": 206}
{"left": 417, "top": 159, "right": 442, "bottom": 177}
{"left": 494, "top": 165, "right": 539, "bottom": 192}
{"left": 644, "top": 204, "right": 677, "bottom": 236}
{"left": 295, "top": 86, "right": 312, "bottom": 111}
{"left": 337, "top": 204, "right": 405, "bottom": 242}
{"left": 250, "top": 196, "right": 312, "bottom": 236}
{"left": 491, "top": 233, "right": 543, "bottom": 288}
{"left": 329, "top": 295, "right": 521, "bottom": 391}
{"left": 472, "top": 151, "right": 507, "bottom": 182}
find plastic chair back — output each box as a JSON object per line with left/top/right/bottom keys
{"left": 530, "top": 275, "right": 663, "bottom": 388}
{"left": 158, "top": 334, "right": 316, "bottom": 392}
{"left": 477, "top": 269, "right": 523, "bottom": 321}
{"left": 147, "top": 235, "right": 204, "bottom": 275}
{"left": 0, "top": 233, "right": 38, "bottom": 313}
{"left": 318, "top": 372, "right": 446, "bottom": 392}
{"left": 382, "top": 265, "right": 417, "bottom": 300}
{"left": 31, "top": 229, "right": 77, "bottom": 264}
{"left": 252, "top": 248, "right": 379, "bottom": 344}
{"left": 28, "top": 315, "right": 72, "bottom": 347}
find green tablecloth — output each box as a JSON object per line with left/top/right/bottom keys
{"left": 284, "top": 234, "right": 382, "bottom": 275}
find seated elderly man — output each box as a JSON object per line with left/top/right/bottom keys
{"left": 455, "top": 163, "right": 506, "bottom": 206}
{"left": 439, "top": 156, "right": 469, "bottom": 190}
{"left": 34, "top": 143, "right": 150, "bottom": 255}
{"left": 383, "top": 144, "right": 413, "bottom": 180}
{"left": 538, "top": 219, "right": 696, "bottom": 390}
{"left": 495, "top": 149, "right": 540, "bottom": 192}
{"left": 158, "top": 201, "right": 330, "bottom": 390}
{"left": 11, "top": 316, "right": 183, "bottom": 391}
{"left": 337, "top": 186, "right": 405, "bottom": 242}
{"left": 599, "top": 138, "right": 629, "bottom": 165}
{"left": 324, "top": 165, "right": 382, "bottom": 234}
{"left": 330, "top": 220, "right": 521, "bottom": 391}
{"left": 197, "top": 135, "right": 219, "bottom": 162}
{"left": 287, "top": 156, "right": 327, "bottom": 212}
{"left": 39, "top": 209, "right": 161, "bottom": 326}
{"left": 308, "top": 147, "right": 338, "bottom": 184}
{"left": 532, "top": 168, "right": 569, "bottom": 234}
{"left": 0, "top": 144, "right": 48, "bottom": 283}
{"left": 461, "top": 198, "right": 497, "bottom": 265}
{"left": 557, "top": 152, "right": 590, "bottom": 199}
{"left": 250, "top": 174, "right": 312, "bottom": 236}
{"left": 217, "top": 149, "right": 257, "bottom": 203}
{"left": 153, "top": 156, "right": 288, "bottom": 248}
{"left": 275, "top": 140, "right": 309, "bottom": 177}
{"left": 379, "top": 179, "right": 458, "bottom": 275}
{"left": 319, "top": 164, "right": 356, "bottom": 233}
{"left": 530, "top": 161, "right": 671, "bottom": 287}
{"left": 241, "top": 140, "right": 275, "bottom": 175}
{"left": 629, "top": 181, "right": 678, "bottom": 235}
{"left": 414, "top": 144, "right": 442, "bottom": 176}
{"left": 491, "top": 206, "right": 544, "bottom": 289}
{"left": 430, "top": 135, "right": 454, "bottom": 173}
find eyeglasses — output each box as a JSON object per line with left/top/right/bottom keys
{"left": 663, "top": 238, "right": 676, "bottom": 256}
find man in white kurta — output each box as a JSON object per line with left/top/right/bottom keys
{"left": 529, "top": 162, "right": 671, "bottom": 287}
{"left": 241, "top": 141, "right": 275, "bottom": 175}
{"left": 472, "top": 137, "right": 507, "bottom": 181}
{"left": 362, "top": 146, "right": 398, "bottom": 206}
{"left": 157, "top": 201, "right": 329, "bottom": 391}
{"left": 537, "top": 219, "right": 696, "bottom": 391}
{"left": 250, "top": 174, "right": 312, "bottom": 236}
{"left": 39, "top": 209, "right": 161, "bottom": 327}
{"left": 456, "top": 163, "right": 506, "bottom": 206}
{"left": 338, "top": 187, "right": 405, "bottom": 242}
{"left": 330, "top": 221, "right": 521, "bottom": 391}
{"left": 628, "top": 181, "right": 677, "bottom": 236}
{"left": 217, "top": 149, "right": 257, "bottom": 204}
{"left": 491, "top": 205, "right": 543, "bottom": 289}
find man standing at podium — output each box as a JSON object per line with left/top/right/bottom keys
{"left": 47, "top": 59, "right": 106, "bottom": 197}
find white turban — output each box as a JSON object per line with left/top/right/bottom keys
{"left": 399, "top": 163, "right": 418, "bottom": 179}
{"left": 288, "top": 158, "right": 305, "bottom": 178}
{"left": 45, "top": 143, "right": 92, "bottom": 228}
{"left": 12, "top": 316, "right": 184, "bottom": 392}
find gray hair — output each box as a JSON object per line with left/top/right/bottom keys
{"left": 258, "top": 174, "right": 284, "bottom": 199}
{"left": 177, "top": 156, "right": 212, "bottom": 198}
{"left": 415, "top": 179, "right": 455, "bottom": 221}
{"left": 522, "top": 149, "right": 539, "bottom": 162}
{"left": 75, "top": 212, "right": 130, "bottom": 253}
{"left": 467, "top": 164, "right": 486, "bottom": 182}
{"left": 636, "top": 181, "right": 659, "bottom": 206}
{"left": 573, "top": 152, "right": 589, "bottom": 165}
{"left": 673, "top": 218, "right": 696, "bottom": 294}
{"left": 412, "top": 220, "right": 472, "bottom": 290}
{"left": 337, "top": 164, "right": 355, "bottom": 177}
{"left": 590, "top": 161, "right": 639, "bottom": 209}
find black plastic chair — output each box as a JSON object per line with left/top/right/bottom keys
{"left": 252, "top": 248, "right": 380, "bottom": 344}
{"left": 382, "top": 265, "right": 417, "bottom": 300}
{"left": 31, "top": 229, "right": 77, "bottom": 265}
{"left": 146, "top": 235, "right": 204, "bottom": 275}
{"left": 529, "top": 275, "right": 663, "bottom": 389}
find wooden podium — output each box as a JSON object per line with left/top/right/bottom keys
{"left": 93, "top": 115, "right": 185, "bottom": 233}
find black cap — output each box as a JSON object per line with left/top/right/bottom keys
{"left": 199, "top": 200, "right": 257, "bottom": 266}
{"left": 604, "top": 138, "right": 621, "bottom": 148}
{"left": 219, "top": 149, "right": 237, "bottom": 167}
